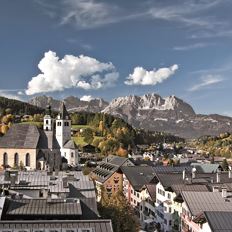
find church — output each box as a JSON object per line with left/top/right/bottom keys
{"left": 0, "top": 102, "right": 79, "bottom": 170}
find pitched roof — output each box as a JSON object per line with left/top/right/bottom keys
{"left": 58, "top": 102, "right": 70, "bottom": 120}
{"left": 204, "top": 211, "right": 232, "bottom": 232}
{"left": 156, "top": 172, "right": 232, "bottom": 190}
{"left": 0, "top": 124, "right": 40, "bottom": 149}
{"left": 64, "top": 139, "right": 77, "bottom": 149}
{"left": 92, "top": 155, "right": 132, "bottom": 183}
{"left": 121, "top": 166, "right": 156, "bottom": 191}
{"left": 153, "top": 165, "right": 192, "bottom": 174}
{"left": 181, "top": 191, "right": 232, "bottom": 216}
{"left": 6, "top": 198, "right": 82, "bottom": 216}
{"left": 191, "top": 163, "right": 221, "bottom": 173}
{"left": 171, "top": 184, "right": 210, "bottom": 195}
{"left": 0, "top": 220, "right": 113, "bottom": 232}
{"left": 37, "top": 130, "right": 60, "bottom": 149}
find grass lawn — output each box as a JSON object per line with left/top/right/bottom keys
{"left": 72, "top": 136, "right": 104, "bottom": 147}
{"left": 72, "top": 124, "right": 94, "bottom": 130}
{"left": 19, "top": 121, "right": 43, "bottom": 127}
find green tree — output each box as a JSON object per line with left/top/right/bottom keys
{"left": 82, "top": 128, "right": 94, "bottom": 144}
{"left": 222, "top": 158, "right": 229, "bottom": 171}
{"left": 98, "top": 190, "right": 139, "bottom": 232}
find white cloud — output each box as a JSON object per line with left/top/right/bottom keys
{"left": 173, "top": 43, "right": 209, "bottom": 51}
{"left": 189, "top": 74, "right": 223, "bottom": 91}
{"left": 25, "top": 51, "right": 119, "bottom": 95}
{"left": 80, "top": 95, "right": 93, "bottom": 101}
{"left": 148, "top": 0, "right": 224, "bottom": 29}
{"left": 0, "top": 91, "right": 22, "bottom": 101}
{"left": 125, "top": 64, "right": 179, "bottom": 86}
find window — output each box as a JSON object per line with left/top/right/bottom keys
{"left": 14, "top": 153, "right": 19, "bottom": 166}
{"left": 71, "top": 152, "right": 74, "bottom": 158}
{"left": 46, "top": 120, "right": 48, "bottom": 124}
{"left": 3, "top": 152, "right": 8, "bottom": 166}
{"left": 167, "top": 193, "right": 171, "bottom": 199}
{"left": 25, "top": 153, "right": 30, "bottom": 166}
{"left": 57, "top": 121, "right": 62, "bottom": 126}
{"left": 169, "top": 207, "right": 172, "bottom": 213}
{"left": 164, "top": 219, "right": 167, "bottom": 225}
{"left": 131, "top": 189, "right": 133, "bottom": 194}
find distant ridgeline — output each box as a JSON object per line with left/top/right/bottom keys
{"left": 0, "top": 96, "right": 44, "bottom": 115}
{"left": 0, "top": 96, "right": 184, "bottom": 145}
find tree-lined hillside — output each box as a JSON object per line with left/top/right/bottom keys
{"left": 0, "top": 97, "right": 44, "bottom": 115}
{"left": 192, "top": 132, "right": 232, "bottom": 158}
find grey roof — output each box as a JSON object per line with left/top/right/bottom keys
{"left": 0, "top": 171, "right": 96, "bottom": 198}
{"left": 171, "top": 184, "right": 210, "bottom": 195}
{"left": 153, "top": 165, "right": 192, "bottom": 174}
{"left": 92, "top": 155, "right": 132, "bottom": 183}
{"left": 64, "top": 139, "right": 77, "bottom": 149}
{"left": 6, "top": 198, "right": 82, "bottom": 216}
{"left": 156, "top": 172, "right": 232, "bottom": 189}
{"left": 37, "top": 130, "right": 60, "bottom": 149}
{"left": 190, "top": 163, "right": 221, "bottom": 173}
{"left": 0, "top": 220, "right": 113, "bottom": 232}
{"left": 121, "top": 166, "right": 156, "bottom": 191}
{"left": 106, "top": 155, "right": 129, "bottom": 166}
{"left": 181, "top": 191, "right": 232, "bottom": 216}
{"left": 0, "top": 124, "right": 40, "bottom": 149}
{"left": 204, "top": 211, "right": 232, "bottom": 232}
{"left": 59, "top": 102, "right": 70, "bottom": 120}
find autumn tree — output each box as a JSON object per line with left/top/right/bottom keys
{"left": 98, "top": 190, "right": 139, "bottom": 232}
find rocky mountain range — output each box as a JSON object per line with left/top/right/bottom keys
{"left": 29, "top": 94, "right": 232, "bottom": 138}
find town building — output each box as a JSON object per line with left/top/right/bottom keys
{"left": 91, "top": 155, "right": 134, "bottom": 201}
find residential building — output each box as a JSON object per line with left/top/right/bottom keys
{"left": 91, "top": 155, "right": 134, "bottom": 201}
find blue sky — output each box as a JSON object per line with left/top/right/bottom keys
{"left": 1, "top": 0, "right": 232, "bottom": 115}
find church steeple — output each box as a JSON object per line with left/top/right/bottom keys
{"left": 56, "top": 102, "right": 71, "bottom": 147}
{"left": 58, "top": 102, "right": 70, "bottom": 120}
{"left": 43, "top": 105, "right": 53, "bottom": 131}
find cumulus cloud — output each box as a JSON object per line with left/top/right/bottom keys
{"left": 189, "top": 74, "right": 223, "bottom": 91}
{"left": 25, "top": 51, "right": 119, "bottom": 95}
{"left": 80, "top": 95, "right": 94, "bottom": 101}
{"left": 125, "top": 64, "right": 179, "bottom": 86}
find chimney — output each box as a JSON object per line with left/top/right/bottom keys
{"left": 182, "top": 169, "right": 186, "bottom": 180}
{"left": 216, "top": 169, "right": 221, "bottom": 183}
{"left": 192, "top": 167, "right": 196, "bottom": 179}
{"left": 222, "top": 187, "right": 227, "bottom": 198}
{"left": 229, "top": 166, "right": 232, "bottom": 178}
{"left": 62, "top": 177, "right": 68, "bottom": 188}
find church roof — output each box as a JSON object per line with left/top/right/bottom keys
{"left": 37, "top": 130, "right": 60, "bottom": 149}
{"left": 63, "top": 139, "right": 77, "bottom": 149}
{"left": 59, "top": 102, "right": 70, "bottom": 120}
{"left": 0, "top": 124, "right": 40, "bottom": 149}
{"left": 0, "top": 124, "right": 60, "bottom": 150}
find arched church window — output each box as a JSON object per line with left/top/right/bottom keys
{"left": 25, "top": 153, "right": 30, "bottom": 166}
{"left": 3, "top": 153, "right": 8, "bottom": 166}
{"left": 14, "top": 153, "right": 19, "bottom": 166}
